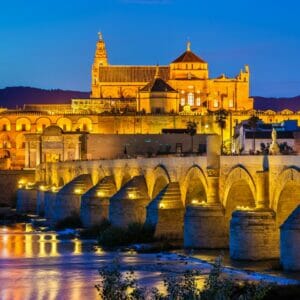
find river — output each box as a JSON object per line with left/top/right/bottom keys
{"left": 0, "top": 224, "right": 299, "bottom": 300}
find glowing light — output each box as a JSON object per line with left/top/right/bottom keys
{"left": 51, "top": 186, "right": 57, "bottom": 193}
{"left": 159, "top": 203, "right": 164, "bottom": 209}
{"left": 97, "top": 191, "right": 104, "bottom": 197}
{"left": 18, "top": 179, "right": 26, "bottom": 188}
{"left": 205, "top": 124, "right": 209, "bottom": 129}
{"left": 39, "top": 185, "right": 46, "bottom": 191}
{"left": 74, "top": 188, "right": 82, "bottom": 195}
{"left": 128, "top": 192, "right": 135, "bottom": 199}
{"left": 191, "top": 199, "right": 199, "bottom": 204}
{"left": 236, "top": 205, "right": 250, "bottom": 211}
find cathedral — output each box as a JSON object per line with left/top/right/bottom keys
{"left": 89, "top": 33, "right": 252, "bottom": 113}
{"left": 0, "top": 33, "right": 299, "bottom": 169}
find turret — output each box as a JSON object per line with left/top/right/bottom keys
{"left": 91, "top": 32, "right": 108, "bottom": 98}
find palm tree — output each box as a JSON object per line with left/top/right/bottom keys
{"left": 247, "top": 115, "right": 260, "bottom": 153}
{"left": 186, "top": 121, "right": 197, "bottom": 153}
{"left": 215, "top": 109, "right": 228, "bottom": 154}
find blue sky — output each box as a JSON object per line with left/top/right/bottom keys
{"left": 1, "top": 0, "right": 300, "bottom": 96}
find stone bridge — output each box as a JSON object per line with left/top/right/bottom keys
{"left": 17, "top": 135, "right": 300, "bottom": 262}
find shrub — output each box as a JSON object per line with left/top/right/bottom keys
{"left": 55, "top": 214, "right": 82, "bottom": 230}
{"left": 95, "top": 256, "right": 274, "bottom": 300}
{"left": 98, "top": 222, "right": 155, "bottom": 248}
{"left": 98, "top": 226, "right": 128, "bottom": 248}
{"left": 80, "top": 219, "right": 111, "bottom": 239}
{"left": 95, "top": 258, "right": 146, "bottom": 300}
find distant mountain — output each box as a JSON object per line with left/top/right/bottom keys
{"left": 0, "top": 86, "right": 300, "bottom": 112}
{"left": 253, "top": 96, "right": 300, "bottom": 112}
{"left": 0, "top": 87, "right": 90, "bottom": 108}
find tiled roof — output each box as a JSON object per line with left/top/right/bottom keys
{"left": 140, "top": 78, "right": 177, "bottom": 93}
{"left": 172, "top": 50, "right": 206, "bottom": 63}
{"left": 98, "top": 66, "right": 170, "bottom": 82}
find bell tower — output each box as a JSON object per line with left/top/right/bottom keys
{"left": 91, "top": 32, "right": 108, "bottom": 98}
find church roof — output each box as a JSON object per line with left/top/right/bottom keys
{"left": 172, "top": 50, "right": 206, "bottom": 63}
{"left": 98, "top": 66, "right": 169, "bottom": 82}
{"left": 140, "top": 77, "right": 177, "bottom": 93}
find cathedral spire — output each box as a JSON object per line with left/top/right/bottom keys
{"left": 154, "top": 64, "right": 160, "bottom": 79}
{"left": 94, "top": 32, "right": 108, "bottom": 66}
{"left": 187, "top": 40, "right": 191, "bottom": 51}
{"left": 98, "top": 31, "right": 103, "bottom": 41}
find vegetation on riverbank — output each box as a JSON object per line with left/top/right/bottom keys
{"left": 95, "top": 256, "right": 283, "bottom": 300}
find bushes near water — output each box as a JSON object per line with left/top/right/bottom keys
{"left": 98, "top": 222, "right": 155, "bottom": 248}
{"left": 95, "top": 256, "right": 275, "bottom": 300}
{"left": 55, "top": 214, "right": 82, "bottom": 230}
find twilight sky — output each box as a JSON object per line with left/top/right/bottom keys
{"left": 1, "top": 0, "right": 300, "bottom": 97}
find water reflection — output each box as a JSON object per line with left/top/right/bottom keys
{"left": 0, "top": 224, "right": 87, "bottom": 258}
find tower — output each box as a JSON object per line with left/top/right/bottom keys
{"left": 91, "top": 32, "right": 108, "bottom": 98}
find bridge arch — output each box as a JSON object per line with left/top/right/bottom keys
{"left": 272, "top": 167, "right": 300, "bottom": 226}
{"left": 182, "top": 165, "right": 207, "bottom": 206}
{"left": 151, "top": 164, "right": 170, "bottom": 198}
{"left": 223, "top": 165, "right": 256, "bottom": 223}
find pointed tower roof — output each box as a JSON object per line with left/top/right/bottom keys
{"left": 172, "top": 41, "right": 206, "bottom": 63}
{"left": 140, "top": 66, "right": 176, "bottom": 92}
{"left": 94, "top": 32, "right": 108, "bottom": 66}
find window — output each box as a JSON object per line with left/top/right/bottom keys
{"left": 187, "top": 93, "right": 194, "bottom": 106}
{"left": 213, "top": 99, "right": 219, "bottom": 108}
{"left": 82, "top": 124, "right": 88, "bottom": 131}
{"left": 21, "top": 124, "right": 26, "bottom": 131}
{"left": 176, "top": 143, "right": 182, "bottom": 154}
{"left": 2, "top": 124, "right": 7, "bottom": 131}
{"left": 196, "top": 97, "right": 201, "bottom": 106}
{"left": 180, "top": 97, "right": 185, "bottom": 106}
{"left": 229, "top": 99, "right": 234, "bottom": 108}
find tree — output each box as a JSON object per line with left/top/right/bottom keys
{"left": 186, "top": 121, "right": 197, "bottom": 153}
{"left": 247, "top": 115, "right": 260, "bottom": 153}
{"left": 214, "top": 109, "right": 228, "bottom": 154}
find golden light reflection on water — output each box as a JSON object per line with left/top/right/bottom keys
{"left": 0, "top": 224, "right": 83, "bottom": 258}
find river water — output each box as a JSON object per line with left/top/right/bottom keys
{"left": 0, "top": 224, "right": 299, "bottom": 300}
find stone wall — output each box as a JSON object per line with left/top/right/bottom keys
{"left": 0, "top": 170, "right": 35, "bottom": 207}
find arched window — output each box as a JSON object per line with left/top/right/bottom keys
{"left": 196, "top": 97, "right": 201, "bottom": 106}
{"left": 229, "top": 99, "right": 234, "bottom": 108}
{"left": 213, "top": 99, "right": 219, "bottom": 108}
{"left": 188, "top": 93, "right": 194, "bottom": 106}
{"left": 180, "top": 97, "right": 185, "bottom": 106}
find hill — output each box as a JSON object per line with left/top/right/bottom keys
{"left": 0, "top": 87, "right": 90, "bottom": 108}
{"left": 0, "top": 86, "right": 300, "bottom": 112}
{"left": 253, "top": 96, "right": 300, "bottom": 112}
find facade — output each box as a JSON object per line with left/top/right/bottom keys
{"left": 90, "top": 34, "right": 253, "bottom": 112}
{"left": 0, "top": 33, "right": 299, "bottom": 169}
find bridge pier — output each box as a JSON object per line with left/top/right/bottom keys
{"left": 44, "top": 189, "right": 59, "bottom": 223}
{"left": 53, "top": 174, "right": 93, "bottom": 223}
{"left": 230, "top": 209, "right": 279, "bottom": 260}
{"left": 184, "top": 170, "right": 228, "bottom": 248}
{"left": 80, "top": 176, "right": 116, "bottom": 228}
{"left": 146, "top": 182, "right": 184, "bottom": 239}
{"left": 16, "top": 187, "right": 38, "bottom": 214}
{"left": 229, "top": 170, "right": 279, "bottom": 260}
{"left": 36, "top": 186, "right": 50, "bottom": 216}
{"left": 280, "top": 205, "right": 300, "bottom": 270}
{"left": 109, "top": 176, "right": 150, "bottom": 228}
